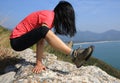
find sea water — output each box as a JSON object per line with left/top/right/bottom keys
{"left": 73, "top": 41, "right": 120, "bottom": 70}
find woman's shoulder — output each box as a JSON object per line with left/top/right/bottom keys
{"left": 36, "top": 10, "right": 54, "bottom": 15}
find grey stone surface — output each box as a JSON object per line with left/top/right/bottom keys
{"left": 0, "top": 72, "right": 15, "bottom": 83}
{"left": 0, "top": 48, "right": 120, "bottom": 83}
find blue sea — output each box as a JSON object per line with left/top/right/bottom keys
{"left": 73, "top": 41, "right": 120, "bottom": 70}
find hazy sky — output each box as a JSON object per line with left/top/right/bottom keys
{"left": 0, "top": 0, "right": 120, "bottom": 33}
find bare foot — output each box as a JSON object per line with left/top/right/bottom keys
{"left": 32, "top": 64, "right": 46, "bottom": 74}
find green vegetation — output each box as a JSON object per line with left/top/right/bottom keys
{"left": 0, "top": 25, "right": 120, "bottom": 79}
{"left": 84, "top": 57, "right": 120, "bottom": 79}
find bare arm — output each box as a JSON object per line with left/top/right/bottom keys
{"left": 32, "top": 39, "right": 46, "bottom": 73}
{"left": 36, "top": 39, "right": 45, "bottom": 64}
{"left": 36, "top": 23, "right": 48, "bottom": 61}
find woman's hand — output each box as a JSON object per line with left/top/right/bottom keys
{"left": 32, "top": 60, "right": 46, "bottom": 74}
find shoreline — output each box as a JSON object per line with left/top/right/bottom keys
{"left": 74, "top": 40, "right": 120, "bottom": 45}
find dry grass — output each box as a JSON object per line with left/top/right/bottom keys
{"left": 0, "top": 46, "right": 15, "bottom": 58}
{"left": 0, "top": 46, "right": 19, "bottom": 74}
{"left": 0, "top": 27, "right": 11, "bottom": 48}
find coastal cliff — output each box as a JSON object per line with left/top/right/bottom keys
{"left": 0, "top": 48, "right": 120, "bottom": 83}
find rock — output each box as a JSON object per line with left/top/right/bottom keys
{"left": 67, "top": 41, "right": 73, "bottom": 48}
{"left": 0, "top": 72, "right": 15, "bottom": 83}
{"left": 1, "top": 48, "right": 120, "bottom": 83}
{"left": 4, "top": 65, "right": 18, "bottom": 73}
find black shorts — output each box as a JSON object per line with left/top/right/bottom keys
{"left": 10, "top": 26, "right": 49, "bottom": 51}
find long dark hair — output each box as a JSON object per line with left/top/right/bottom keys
{"left": 53, "top": 1, "right": 76, "bottom": 37}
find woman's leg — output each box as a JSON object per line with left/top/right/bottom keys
{"left": 10, "top": 26, "right": 93, "bottom": 73}
{"left": 10, "top": 26, "right": 49, "bottom": 51}
{"left": 45, "top": 30, "right": 72, "bottom": 55}
{"left": 32, "top": 30, "right": 72, "bottom": 73}
{"left": 45, "top": 30, "right": 94, "bottom": 68}
{"left": 10, "top": 25, "right": 71, "bottom": 54}
{"left": 11, "top": 26, "right": 72, "bottom": 73}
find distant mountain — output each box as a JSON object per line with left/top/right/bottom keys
{"left": 1, "top": 24, "right": 120, "bottom": 43}
{"left": 58, "top": 29, "right": 120, "bottom": 42}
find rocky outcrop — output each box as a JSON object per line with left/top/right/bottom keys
{"left": 67, "top": 41, "right": 73, "bottom": 48}
{"left": 0, "top": 49, "right": 120, "bottom": 83}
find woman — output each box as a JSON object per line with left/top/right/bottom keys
{"left": 10, "top": 1, "right": 94, "bottom": 73}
